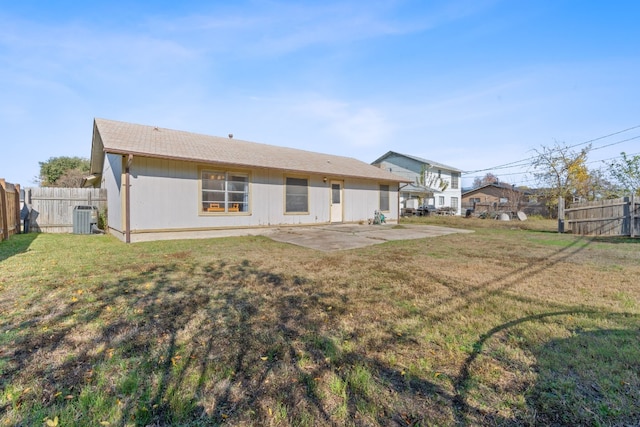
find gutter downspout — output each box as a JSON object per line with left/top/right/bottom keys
{"left": 398, "top": 182, "right": 409, "bottom": 220}
{"left": 125, "top": 154, "right": 133, "bottom": 243}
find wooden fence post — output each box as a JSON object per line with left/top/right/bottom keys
{"left": 557, "top": 196, "right": 565, "bottom": 233}
{"left": 631, "top": 195, "right": 636, "bottom": 238}
{"left": 0, "top": 179, "right": 7, "bottom": 241}
{"left": 15, "top": 184, "right": 21, "bottom": 234}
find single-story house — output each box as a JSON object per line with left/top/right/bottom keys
{"left": 84, "top": 118, "right": 410, "bottom": 242}
{"left": 462, "top": 183, "right": 549, "bottom": 216}
{"left": 371, "top": 151, "right": 463, "bottom": 215}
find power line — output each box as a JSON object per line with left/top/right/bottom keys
{"left": 465, "top": 140, "right": 640, "bottom": 179}
{"left": 588, "top": 150, "right": 640, "bottom": 166}
{"left": 464, "top": 150, "right": 640, "bottom": 190}
{"left": 589, "top": 135, "right": 640, "bottom": 153}
{"left": 564, "top": 124, "right": 640, "bottom": 151}
{"left": 462, "top": 124, "right": 640, "bottom": 175}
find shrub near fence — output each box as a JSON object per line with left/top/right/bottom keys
{"left": 24, "top": 187, "right": 107, "bottom": 233}
{"left": 565, "top": 196, "right": 639, "bottom": 237}
{"left": 0, "top": 179, "right": 21, "bottom": 241}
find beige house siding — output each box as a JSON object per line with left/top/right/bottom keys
{"left": 102, "top": 155, "right": 400, "bottom": 242}
{"left": 91, "top": 119, "right": 407, "bottom": 242}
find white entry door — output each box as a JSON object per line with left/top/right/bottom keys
{"left": 330, "top": 181, "right": 343, "bottom": 223}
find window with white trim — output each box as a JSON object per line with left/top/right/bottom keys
{"left": 451, "top": 173, "right": 459, "bottom": 189}
{"left": 285, "top": 177, "right": 308, "bottom": 213}
{"left": 438, "top": 196, "right": 445, "bottom": 206}
{"left": 451, "top": 197, "right": 459, "bottom": 210}
{"left": 201, "top": 170, "right": 249, "bottom": 213}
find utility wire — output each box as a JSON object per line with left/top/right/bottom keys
{"left": 465, "top": 150, "right": 640, "bottom": 188}
{"left": 466, "top": 140, "right": 640, "bottom": 180}
{"left": 463, "top": 124, "right": 640, "bottom": 175}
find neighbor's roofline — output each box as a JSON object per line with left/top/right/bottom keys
{"left": 372, "top": 150, "right": 463, "bottom": 173}
{"left": 462, "top": 182, "right": 533, "bottom": 196}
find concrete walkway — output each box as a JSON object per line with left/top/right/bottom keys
{"left": 267, "top": 223, "right": 473, "bottom": 252}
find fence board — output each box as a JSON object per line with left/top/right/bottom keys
{"left": 565, "top": 197, "right": 639, "bottom": 237}
{"left": 0, "top": 179, "right": 21, "bottom": 241}
{"left": 25, "top": 187, "right": 107, "bottom": 233}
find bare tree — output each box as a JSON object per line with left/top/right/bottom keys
{"left": 498, "top": 185, "right": 525, "bottom": 213}
{"left": 608, "top": 152, "right": 640, "bottom": 196}
{"left": 531, "top": 142, "right": 592, "bottom": 208}
{"left": 54, "top": 168, "right": 87, "bottom": 188}
{"left": 472, "top": 173, "right": 498, "bottom": 189}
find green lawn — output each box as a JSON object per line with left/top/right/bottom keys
{"left": 1, "top": 218, "right": 639, "bottom": 426}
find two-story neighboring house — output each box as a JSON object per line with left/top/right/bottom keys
{"left": 372, "top": 151, "right": 463, "bottom": 215}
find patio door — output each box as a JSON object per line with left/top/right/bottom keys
{"left": 330, "top": 181, "right": 343, "bottom": 223}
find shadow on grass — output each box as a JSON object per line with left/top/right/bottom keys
{"left": 0, "top": 233, "right": 39, "bottom": 262}
{"left": 590, "top": 235, "right": 640, "bottom": 244}
{"left": 426, "top": 235, "right": 592, "bottom": 325}
{"left": 529, "top": 325, "right": 640, "bottom": 425}
{"left": 2, "top": 254, "right": 499, "bottom": 426}
{"left": 452, "top": 310, "right": 640, "bottom": 425}
{"left": 402, "top": 233, "right": 639, "bottom": 425}
{"left": 2, "top": 235, "right": 638, "bottom": 426}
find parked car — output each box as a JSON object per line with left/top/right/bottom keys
{"left": 416, "top": 204, "right": 436, "bottom": 216}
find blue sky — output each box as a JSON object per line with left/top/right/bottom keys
{"left": 2, "top": 0, "right": 639, "bottom": 188}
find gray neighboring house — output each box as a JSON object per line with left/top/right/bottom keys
{"left": 84, "top": 118, "right": 409, "bottom": 242}
{"left": 372, "top": 151, "right": 463, "bottom": 215}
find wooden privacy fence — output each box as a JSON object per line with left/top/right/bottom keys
{"left": 0, "top": 179, "right": 21, "bottom": 241}
{"left": 565, "top": 196, "right": 639, "bottom": 237}
{"left": 24, "top": 187, "right": 107, "bottom": 233}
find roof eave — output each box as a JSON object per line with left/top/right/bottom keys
{"left": 102, "top": 148, "right": 410, "bottom": 183}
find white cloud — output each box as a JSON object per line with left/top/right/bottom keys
{"left": 289, "top": 96, "right": 394, "bottom": 148}
{"left": 142, "top": 0, "right": 497, "bottom": 57}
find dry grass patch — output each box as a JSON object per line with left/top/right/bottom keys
{"left": 1, "top": 220, "right": 639, "bottom": 426}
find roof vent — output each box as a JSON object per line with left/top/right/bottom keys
{"left": 228, "top": 133, "right": 233, "bottom": 139}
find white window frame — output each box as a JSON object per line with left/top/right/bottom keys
{"left": 451, "top": 173, "right": 459, "bottom": 189}
{"left": 200, "top": 168, "right": 250, "bottom": 214}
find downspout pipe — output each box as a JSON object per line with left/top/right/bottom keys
{"left": 398, "top": 182, "right": 409, "bottom": 220}
{"left": 125, "top": 154, "right": 133, "bottom": 243}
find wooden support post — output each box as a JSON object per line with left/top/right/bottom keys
{"left": 631, "top": 195, "right": 636, "bottom": 238}
{"left": 125, "top": 154, "right": 133, "bottom": 243}
{"left": 557, "top": 196, "right": 565, "bottom": 233}
{"left": 14, "top": 184, "right": 20, "bottom": 234}
{"left": 0, "top": 179, "right": 7, "bottom": 241}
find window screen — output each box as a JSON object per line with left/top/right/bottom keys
{"left": 286, "top": 177, "right": 308, "bottom": 213}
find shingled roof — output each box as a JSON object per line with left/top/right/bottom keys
{"left": 89, "top": 118, "right": 408, "bottom": 182}
{"left": 372, "top": 151, "right": 462, "bottom": 173}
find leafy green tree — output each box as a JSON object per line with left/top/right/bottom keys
{"left": 38, "top": 156, "right": 90, "bottom": 187}
{"left": 608, "top": 152, "right": 640, "bottom": 196}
